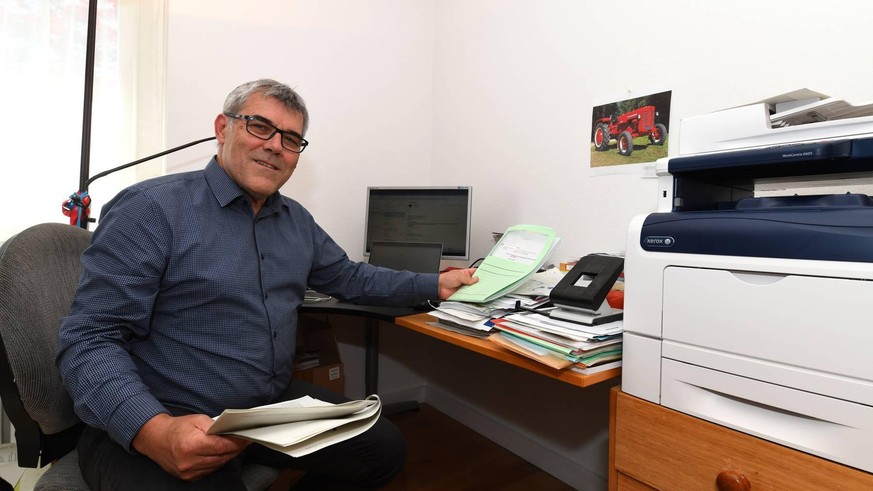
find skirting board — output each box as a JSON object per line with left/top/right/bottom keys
{"left": 393, "top": 384, "right": 606, "bottom": 490}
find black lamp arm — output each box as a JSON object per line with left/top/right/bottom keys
{"left": 65, "top": 136, "right": 216, "bottom": 229}
{"left": 83, "top": 136, "right": 216, "bottom": 190}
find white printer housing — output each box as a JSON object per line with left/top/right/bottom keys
{"left": 623, "top": 100, "right": 873, "bottom": 473}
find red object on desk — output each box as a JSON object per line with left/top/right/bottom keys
{"left": 606, "top": 289, "right": 624, "bottom": 310}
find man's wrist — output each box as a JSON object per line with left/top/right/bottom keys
{"left": 132, "top": 413, "right": 171, "bottom": 455}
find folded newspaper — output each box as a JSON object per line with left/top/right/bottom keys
{"left": 207, "top": 394, "right": 382, "bottom": 457}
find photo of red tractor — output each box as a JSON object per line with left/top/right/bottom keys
{"left": 592, "top": 105, "right": 667, "bottom": 157}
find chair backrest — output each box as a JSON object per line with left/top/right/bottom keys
{"left": 0, "top": 223, "right": 92, "bottom": 467}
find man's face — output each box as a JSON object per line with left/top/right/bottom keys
{"left": 214, "top": 92, "right": 305, "bottom": 208}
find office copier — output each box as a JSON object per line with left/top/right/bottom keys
{"left": 623, "top": 92, "right": 873, "bottom": 473}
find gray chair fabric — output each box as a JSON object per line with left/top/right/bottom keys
{"left": 32, "top": 449, "right": 85, "bottom": 491}
{"left": 0, "top": 223, "right": 279, "bottom": 490}
{"left": 34, "top": 449, "right": 281, "bottom": 491}
{"left": 0, "top": 223, "right": 88, "bottom": 437}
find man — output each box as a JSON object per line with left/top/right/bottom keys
{"left": 57, "top": 79, "right": 478, "bottom": 490}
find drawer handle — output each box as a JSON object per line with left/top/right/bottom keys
{"left": 716, "top": 470, "right": 751, "bottom": 491}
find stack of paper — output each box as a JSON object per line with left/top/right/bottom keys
{"left": 570, "top": 360, "right": 623, "bottom": 375}
{"left": 427, "top": 301, "right": 507, "bottom": 338}
{"left": 488, "top": 311, "right": 623, "bottom": 371}
{"left": 428, "top": 294, "right": 550, "bottom": 338}
{"left": 448, "top": 224, "right": 560, "bottom": 303}
{"left": 500, "top": 312, "right": 623, "bottom": 342}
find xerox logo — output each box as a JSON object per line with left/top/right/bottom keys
{"left": 644, "top": 236, "right": 674, "bottom": 247}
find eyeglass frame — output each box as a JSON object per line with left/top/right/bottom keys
{"left": 224, "top": 112, "right": 309, "bottom": 153}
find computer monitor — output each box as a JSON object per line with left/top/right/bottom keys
{"left": 364, "top": 186, "right": 472, "bottom": 260}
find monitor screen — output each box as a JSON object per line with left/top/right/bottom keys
{"left": 364, "top": 186, "right": 472, "bottom": 260}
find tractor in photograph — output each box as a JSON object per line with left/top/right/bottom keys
{"left": 592, "top": 105, "right": 667, "bottom": 156}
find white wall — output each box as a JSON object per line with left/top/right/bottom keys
{"left": 166, "top": 0, "right": 873, "bottom": 262}
{"left": 166, "top": 0, "right": 436, "bottom": 256}
{"left": 432, "top": 0, "right": 873, "bottom": 262}
{"left": 165, "top": 1, "right": 873, "bottom": 489}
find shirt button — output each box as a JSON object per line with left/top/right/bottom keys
{"left": 260, "top": 254, "right": 265, "bottom": 260}
{"left": 264, "top": 293, "right": 269, "bottom": 299}
{"left": 273, "top": 331, "right": 278, "bottom": 339}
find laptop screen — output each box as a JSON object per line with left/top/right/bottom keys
{"left": 367, "top": 241, "right": 443, "bottom": 274}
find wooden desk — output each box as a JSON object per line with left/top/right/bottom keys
{"left": 394, "top": 313, "right": 621, "bottom": 388}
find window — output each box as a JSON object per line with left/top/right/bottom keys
{"left": 0, "top": 0, "right": 167, "bottom": 240}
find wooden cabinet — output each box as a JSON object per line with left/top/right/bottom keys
{"left": 609, "top": 387, "right": 873, "bottom": 490}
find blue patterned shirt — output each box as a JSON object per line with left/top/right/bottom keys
{"left": 57, "top": 158, "right": 437, "bottom": 450}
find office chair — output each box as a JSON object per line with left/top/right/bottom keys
{"left": 0, "top": 223, "right": 280, "bottom": 490}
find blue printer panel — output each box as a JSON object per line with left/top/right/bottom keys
{"left": 640, "top": 206, "right": 873, "bottom": 262}
{"left": 651, "top": 135, "right": 873, "bottom": 261}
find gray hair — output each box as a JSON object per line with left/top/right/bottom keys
{"left": 223, "top": 79, "right": 309, "bottom": 135}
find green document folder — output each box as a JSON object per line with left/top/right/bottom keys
{"left": 448, "top": 224, "right": 559, "bottom": 303}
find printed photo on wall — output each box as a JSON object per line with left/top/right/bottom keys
{"left": 590, "top": 90, "right": 672, "bottom": 168}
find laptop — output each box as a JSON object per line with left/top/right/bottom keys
{"left": 367, "top": 241, "right": 443, "bottom": 274}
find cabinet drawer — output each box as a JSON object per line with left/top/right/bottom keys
{"left": 612, "top": 389, "right": 873, "bottom": 490}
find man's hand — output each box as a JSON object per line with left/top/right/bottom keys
{"left": 437, "top": 268, "right": 478, "bottom": 299}
{"left": 132, "top": 413, "right": 250, "bottom": 481}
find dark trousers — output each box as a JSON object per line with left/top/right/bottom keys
{"left": 77, "top": 380, "right": 406, "bottom": 490}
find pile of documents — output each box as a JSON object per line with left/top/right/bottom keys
{"left": 429, "top": 299, "right": 623, "bottom": 373}
{"left": 429, "top": 223, "right": 561, "bottom": 336}
{"left": 489, "top": 311, "right": 622, "bottom": 373}
{"left": 430, "top": 223, "right": 623, "bottom": 373}
{"left": 428, "top": 294, "right": 549, "bottom": 338}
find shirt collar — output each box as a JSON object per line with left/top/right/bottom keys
{"left": 205, "top": 157, "right": 245, "bottom": 207}
{"left": 204, "top": 157, "right": 288, "bottom": 213}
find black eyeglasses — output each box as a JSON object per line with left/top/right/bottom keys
{"left": 224, "top": 113, "right": 309, "bottom": 153}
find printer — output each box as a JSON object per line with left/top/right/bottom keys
{"left": 623, "top": 93, "right": 873, "bottom": 473}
